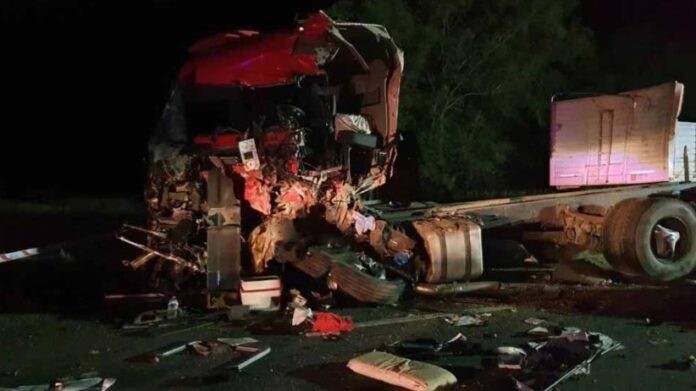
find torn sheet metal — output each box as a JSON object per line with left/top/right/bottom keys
{"left": 335, "top": 113, "right": 372, "bottom": 134}
{"left": 225, "top": 344, "right": 271, "bottom": 371}
{"left": 249, "top": 217, "right": 298, "bottom": 273}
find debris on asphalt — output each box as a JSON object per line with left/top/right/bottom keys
{"left": 385, "top": 333, "right": 481, "bottom": 360}
{"left": 131, "top": 309, "right": 169, "bottom": 326}
{"left": 304, "top": 331, "right": 341, "bottom": 338}
{"left": 217, "top": 337, "right": 260, "bottom": 348}
{"left": 143, "top": 337, "right": 260, "bottom": 363}
{"left": 310, "top": 312, "right": 354, "bottom": 334}
{"left": 523, "top": 318, "right": 548, "bottom": 326}
{"left": 652, "top": 355, "right": 696, "bottom": 371}
{"left": 347, "top": 351, "right": 458, "bottom": 391}
{"left": 226, "top": 305, "right": 251, "bottom": 321}
{"left": 527, "top": 328, "right": 624, "bottom": 390}
{"left": 495, "top": 346, "right": 528, "bottom": 356}
{"left": 224, "top": 344, "right": 271, "bottom": 371}
{"left": 188, "top": 341, "right": 231, "bottom": 357}
{"left": 354, "top": 313, "right": 454, "bottom": 329}
{"left": 648, "top": 338, "right": 669, "bottom": 345}
{"left": 496, "top": 352, "right": 525, "bottom": 370}
{"left": 291, "top": 307, "right": 313, "bottom": 326}
{"left": 0, "top": 375, "right": 116, "bottom": 391}
{"left": 446, "top": 314, "right": 487, "bottom": 327}
{"left": 145, "top": 342, "right": 189, "bottom": 363}
{"left": 526, "top": 326, "right": 550, "bottom": 337}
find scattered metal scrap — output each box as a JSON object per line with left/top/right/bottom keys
{"left": 0, "top": 375, "right": 115, "bottom": 391}
{"left": 143, "top": 337, "right": 259, "bottom": 363}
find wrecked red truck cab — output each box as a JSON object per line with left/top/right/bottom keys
{"left": 135, "top": 12, "right": 406, "bottom": 294}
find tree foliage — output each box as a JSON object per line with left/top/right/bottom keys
{"left": 330, "top": 0, "right": 594, "bottom": 200}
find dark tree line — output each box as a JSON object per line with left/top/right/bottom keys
{"left": 330, "top": 0, "right": 696, "bottom": 201}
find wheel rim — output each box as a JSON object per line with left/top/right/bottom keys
{"left": 651, "top": 217, "right": 689, "bottom": 261}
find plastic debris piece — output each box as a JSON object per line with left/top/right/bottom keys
{"left": 353, "top": 211, "right": 376, "bottom": 234}
{"left": 292, "top": 307, "right": 313, "bottom": 326}
{"left": 451, "top": 315, "right": 486, "bottom": 327}
{"left": 217, "top": 337, "right": 259, "bottom": 347}
{"left": 289, "top": 289, "right": 308, "bottom": 308}
{"left": 496, "top": 347, "right": 527, "bottom": 356}
{"left": 189, "top": 341, "right": 229, "bottom": 357}
{"left": 524, "top": 318, "right": 548, "bottom": 326}
{"left": 526, "top": 326, "right": 549, "bottom": 336}
{"left": 225, "top": 345, "right": 271, "bottom": 371}
{"left": 446, "top": 333, "right": 467, "bottom": 344}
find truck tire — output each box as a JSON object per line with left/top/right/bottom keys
{"left": 291, "top": 252, "right": 332, "bottom": 279}
{"left": 604, "top": 197, "right": 696, "bottom": 280}
{"left": 288, "top": 248, "right": 405, "bottom": 304}
{"left": 603, "top": 198, "right": 652, "bottom": 276}
{"left": 329, "top": 262, "right": 405, "bottom": 305}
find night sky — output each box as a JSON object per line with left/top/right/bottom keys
{"left": 1, "top": 0, "right": 695, "bottom": 199}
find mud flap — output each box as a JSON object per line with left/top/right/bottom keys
{"left": 207, "top": 169, "right": 241, "bottom": 290}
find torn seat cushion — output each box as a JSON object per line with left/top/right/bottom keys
{"left": 347, "top": 351, "right": 457, "bottom": 391}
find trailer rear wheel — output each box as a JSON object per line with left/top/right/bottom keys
{"left": 604, "top": 197, "right": 696, "bottom": 280}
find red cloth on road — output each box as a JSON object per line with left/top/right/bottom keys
{"left": 311, "top": 312, "right": 354, "bottom": 333}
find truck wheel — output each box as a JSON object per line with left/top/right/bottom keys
{"left": 603, "top": 198, "right": 652, "bottom": 276}
{"left": 290, "top": 251, "right": 332, "bottom": 279}
{"left": 329, "top": 261, "right": 405, "bottom": 305}
{"left": 288, "top": 248, "right": 405, "bottom": 304}
{"left": 604, "top": 198, "right": 696, "bottom": 280}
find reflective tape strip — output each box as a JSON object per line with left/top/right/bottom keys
{"left": 0, "top": 248, "right": 40, "bottom": 263}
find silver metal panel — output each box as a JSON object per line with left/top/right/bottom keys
{"left": 206, "top": 169, "right": 241, "bottom": 290}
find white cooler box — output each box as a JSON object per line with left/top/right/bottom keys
{"left": 240, "top": 276, "right": 282, "bottom": 311}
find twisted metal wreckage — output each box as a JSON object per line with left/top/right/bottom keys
{"left": 118, "top": 12, "right": 481, "bottom": 304}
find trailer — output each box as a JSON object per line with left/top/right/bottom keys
{"left": 366, "top": 82, "right": 696, "bottom": 283}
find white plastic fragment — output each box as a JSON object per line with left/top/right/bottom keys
{"left": 526, "top": 326, "right": 549, "bottom": 336}
{"left": 447, "top": 315, "right": 485, "bottom": 327}
{"left": 523, "top": 318, "right": 547, "bottom": 326}
{"left": 495, "top": 346, "right": 528, "bottom": 356}
{"left": 292, "top": 307, "right": 313, "bottom": 326}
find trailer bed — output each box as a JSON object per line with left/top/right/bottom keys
{"left": 369, "top": 182, "right": 696, "bottom": 228}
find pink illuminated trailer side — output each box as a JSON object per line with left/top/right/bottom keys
{"left": 549, "top": 81, "right": 688, "bottom": 187}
